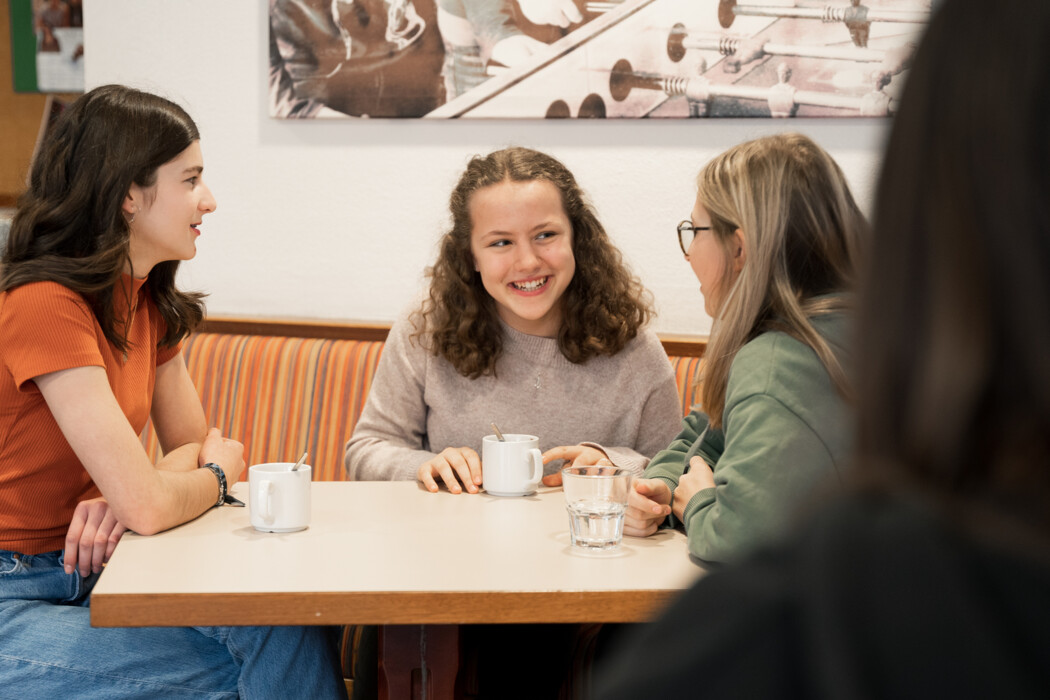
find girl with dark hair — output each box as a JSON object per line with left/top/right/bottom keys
{"left": 622, "top": 133, "right": 866, "bottom": 564}
{"left": 595, "top": 2, "right": 1050, "bottom": 697}
{"left": 0, "top": 85, "right": 346, "bottom": 698}
{"left": 346, "top": 146, "right": 681, "bottom": 493}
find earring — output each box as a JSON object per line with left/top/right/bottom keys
{"left": 128, "top": 209, "right": 137, "bottom": 224}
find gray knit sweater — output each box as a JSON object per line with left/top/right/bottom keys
{"left": 345, "top": 314, "right": 683, "bottom": 481}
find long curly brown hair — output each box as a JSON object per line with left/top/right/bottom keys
{"left": 415, "top": 147, "right": 652, "bottom": 378}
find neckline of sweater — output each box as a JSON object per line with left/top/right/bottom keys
{"left": 499, "top": 320, "right": 573, "bottom": 367}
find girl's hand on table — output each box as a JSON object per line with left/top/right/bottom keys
{"left": 540, "top": 445, "right": 611, "bottom": 486}
{"left": 198, "top": 427, "right": 245, "bottom": 485}
{"left": 417, "top": 447, "right": 482, "bottom": 494}
{"left": 63, "top": 496, "right": 127, "bottom": 577}
{"left": 624, "top": 478, "right": 671, "bottom": 537}
{"left": 671, "top": 456, "right": 715, "bottom": 522}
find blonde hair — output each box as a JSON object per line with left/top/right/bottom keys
{"left": 699, "top": 133, "right": 866, "bottom": 428}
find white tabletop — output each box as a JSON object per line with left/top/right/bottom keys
{"left": 91, "top": 481, "right": 704, "bottom": 627}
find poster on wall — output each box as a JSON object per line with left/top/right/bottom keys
{"left": 9, "top": 0, "right": 85, "bottom": 94}
{"left": 268, "top": 0, "right": 930, "bottom": 119}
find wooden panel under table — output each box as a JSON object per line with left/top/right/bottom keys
{"left": 91, "top": 482, "right": 703, "bottom": 628}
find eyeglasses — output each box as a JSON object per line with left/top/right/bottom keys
{"left": 677, "top": 220, "right": 712, "bottom": 256}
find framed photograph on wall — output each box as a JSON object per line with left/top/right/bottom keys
{"left": 9, "top": 0, "right": 85, "bottom": 94}
{"left": 268, "top": 0, "right": 930, "bottom": 119}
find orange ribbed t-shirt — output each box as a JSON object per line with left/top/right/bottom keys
{"left": 0, "top": 277, "right": 179, "bottom": 555}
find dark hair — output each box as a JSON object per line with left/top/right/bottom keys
{"left": 417, "top": 146, "right": 652, "bottom": 378}
{"left": 858, "top": 0, "right": 1050, "bottom": 526}
{"left": 1, "top": 84, "right": 206, "bottom": 351}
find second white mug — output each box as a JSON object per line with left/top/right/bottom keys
{"left": 481, "top": 433, "right": 544, "bottom": 497}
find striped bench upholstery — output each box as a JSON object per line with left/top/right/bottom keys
{"left": 142, "top": 332, "right": 704, "bottom": 481}
{"left": 671, "top": 354, "right": 704, "bottom": 415}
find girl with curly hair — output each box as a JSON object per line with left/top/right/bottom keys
{"left": 623, "top": 133, "right": 866, "bottom": 564}
{"left": 346, "top": 146, "right": 681, "bottom": 492}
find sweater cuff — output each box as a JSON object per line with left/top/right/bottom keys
{"left": 681, "top": 487, "right": 716, "bottom": 532}
{"left": 587, "top": 443, "right": 648, "bottom": 476}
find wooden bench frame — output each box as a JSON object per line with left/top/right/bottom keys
{"left": 199, "top": 317, "right": 708, "bottom": 357}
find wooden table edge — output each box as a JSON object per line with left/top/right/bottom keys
{"left": 90, "top": 590, "right": 682, "bottom": 627}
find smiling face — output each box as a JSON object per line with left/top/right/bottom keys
{"left": 125, "top": 141, "right": 216, "bottom": 276}
{"left": 469, "top": 179, "right": 576, "bottom": 337}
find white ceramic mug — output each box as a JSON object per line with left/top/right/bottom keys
{"left": 249, "top": 462, "right": 312, "bottom": 532}
{"left": 481, "top": 434, "right": 544, "bottom": 497}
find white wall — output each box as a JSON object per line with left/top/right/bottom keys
{"left": 84, "top": 0, "right": 890, "bottom": 337}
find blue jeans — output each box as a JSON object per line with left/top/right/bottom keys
{"left": 0, "top": 549, "right": 347, "bottom": 699}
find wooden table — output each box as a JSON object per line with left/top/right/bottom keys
{"left": 91, "top": 481, "right": 704, "bottom": 697}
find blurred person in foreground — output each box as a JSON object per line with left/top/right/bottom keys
{"left": 594, "top": 1, "right": 1050, "bottom": 696}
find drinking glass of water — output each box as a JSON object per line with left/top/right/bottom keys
{"left": 561, "top": 465, "right": 632, "bottom": 550}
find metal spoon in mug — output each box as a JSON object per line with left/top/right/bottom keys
{"left": 491, "top": 423, "right": 505, "bottom": 441}
{"left": 290, "top": 451, "right": 308, "bottom": 472}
